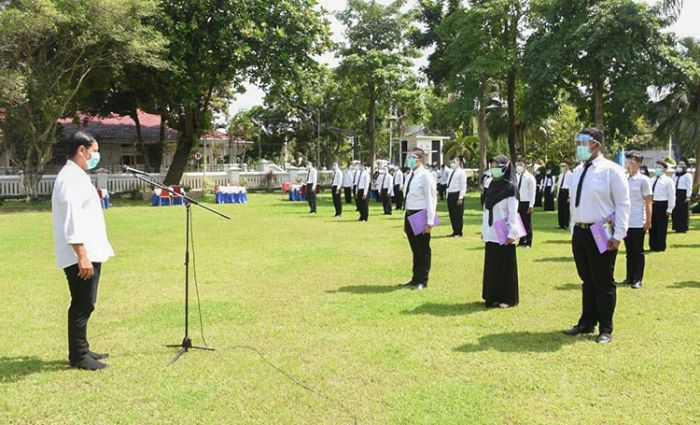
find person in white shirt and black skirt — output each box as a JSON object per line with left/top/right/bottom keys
{"left": 393, "top": 166, "right": 405, "bottom": 210}
{"left": 620, "top": 151, "right": 652, "bottom": 289}
{"left": 343, "top": 163, "right": 354, "bottom": 204}
{"left": 446, "top": 156, "right": 467, "bottom": 238}
{"left": 564, "top": 128, "right": 630, "bottom": 344}
{"left": 356, "top": 163, "right": 370, "bottom": 222}
{"left": 542, "top": 169, "right": 556, "bottom": 211}
{"left": 400, "top": 148, "right": 437, "bottom": 291}
{"left": 557, "top": 161, "right": 573, "bottom": 229}
{"left": 672, "top": 160, "right": 693, "bottom": 233}
{"left": 482, "top": 155, "right": 520, "bottom": 308}
{"left": 331, "top": 162, "right": 343, "bottom": 218}
{"left": 515, "top": 158, "right": 536, "bottom": 247}
{"left": 52, "top": 131, "right": 114, "bottom": 370}
{"left": 649, "top": 161, "right": 676, "bottom": 252}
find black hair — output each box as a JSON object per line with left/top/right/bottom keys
{"left": 579, "top": 127, "right": 604, "bottom": 144}
{"left": 67, "top": 131, "right": 96, "bottom": 157}
{"left": 411, "top": 147, "right": 426, "bottom": 160}
{"left": 625, "top": 151, "right": 644, "bottom": 164}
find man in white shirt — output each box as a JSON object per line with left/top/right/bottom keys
{"left": 52, "top": 131, "right": 114, "bottom": 370}
{"left": 620, "top": 152, "right": 652, "bottom": 289}
{"left": 356, "top": 163, "right": 370, "bottom": 221}
{"left": 446, "top": 156, "right": 467, "bottom": 237}
{"left": 331, "top": 162, "right": 343, "bottom": 218}
{"left": 515, "top": 159, "right": 537, "bottom": 247}
{"left": 564, "top": 128, "right": 630, "bottom": 344}
{"left": 393, "top": 166, "right": 405, "bottom": 210}
{"left": 305, "top": 162, "right": 318, "bottom": 214}
{"left": 672, "top": 160, "right": 693, "bottom": 233}
{"left": 438, "top": 164, "right": 449, "bottom": 200}
{"left": 557, "top": 161, "right": 574, "bottom": 229}
{"left": 649, "top": 161, "right": 676, "bottom": 252}
{"left": 400, "top": 148, "right": 438, "bottom": 291}
{"left": 542, "top": 169, "right": 556, "bottom": 211}
{"left": 379, "top": 166, "right": 393, "bottom": 215}
{"left": 352, "top": 160, "right": 361, "bottom": 211}
{"left": 342, "top": 163, "right": 354, "bottom": 204}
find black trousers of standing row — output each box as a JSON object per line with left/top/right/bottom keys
{"left": 557, "top": 189, "right": 570, "bottom": 228}
{"left": 543, "top": 187, "right": 555, "bottom": 211}
{"left": 344, "top": 187, "right": 352, "bottom": 204}
{"left": 357, "top": 189, "right": 369, "bottom": 221}
{"left": 446, "top": 192, "right": 464, "bottom": 236}
{"left": 332, "top": 185, "right": 343, "bottom": 217}
{"left": 572, "top": 226, "right": 617, "bottom": 334}
{"left": 624, "top": 228, "right": 646, "bottom": 283}
{"left": 438, "top": 184, "right": 446, "bottom": 200}
{"left": 672, "top": 189, "right": 689, "bottom": 233}
{"left": 306, "top": 183, "right": 317, "bottom": 213}
{"left": 517, "top": 201, "right": 533, "bottom": 246}
{"left": 381, "top": 188, "right": 393, "bottom": 214}
{"left": 405, "top": 210, "right": 431, "bottom": 285}
{"left": 394, "top": 185, "right": 404, "bottom": 210}
{"left": 353, "top": 186, "right": 359, "bottom": 211}
{"left": 649, "top": 201, "right": 669, "bottom": 252}
{"left": 64, "top": 262, "right": 102, "bottom": 364}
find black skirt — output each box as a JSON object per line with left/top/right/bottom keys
{"left": 482, "top": 242, "right": 519, "bottom": 306}
{"left": 672, "top": 189, "right": 689, "bottom": 232}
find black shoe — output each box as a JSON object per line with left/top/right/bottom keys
{"left": 596, "top": 333, "right": 612, "bottom": 344}
{"left": 398, "top": 281, "right": 416, "bottom": 288}
{"left": 563, "top": 325, "right": 595, "bottom": 336}
{"left": 89, "top": 351, "right": 109, "bottom": 361}
{"left": 631, "top": 281, "right": 642, "bottom": 289}
{"left": 71, "top": 357, "right": 108, "bottom": 371}
{"left": 618, "top": 279, "right": 632, "bottom": 285}
{"left": 414, "top": 283, "right": 427, "bottom": 291}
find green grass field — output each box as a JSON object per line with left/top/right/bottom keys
{"left": 1, "top": 193, "right": 698, "bottom": 424}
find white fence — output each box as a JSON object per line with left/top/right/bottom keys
{"left": 0, "top": 169, "right": 336, "bottom": 198}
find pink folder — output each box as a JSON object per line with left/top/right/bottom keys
{"left": 590, "top": 213, "right": 617, "bottom": 254}
{"left": 408, "top": 209, "right": 439, "bottom": 236}
{"left": 493, "top": 216, "right": 527, "bottom": 245}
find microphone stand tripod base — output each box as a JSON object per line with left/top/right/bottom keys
{"left": 167, "top": 337, "right": 215, "bottom": 365}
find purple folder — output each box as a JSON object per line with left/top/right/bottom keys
{"left": 408, "top": 209, "right": 439, "bottom": 236}
{"left": 590, "top": 214, "right": 616, "bottom": 254}
{"left": 493, "top": 216, "right": 527, "bottom": 245}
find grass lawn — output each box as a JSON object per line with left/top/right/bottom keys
{"left": 1, "top": 192, "right": 699, "bottom": 424}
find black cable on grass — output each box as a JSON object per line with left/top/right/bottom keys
{"left": 189, "top": 208, "right": 209, "bottom": 348}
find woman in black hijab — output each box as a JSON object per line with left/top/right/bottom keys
{"left": 481, "top": 155, "right": 521, "bottom": 308}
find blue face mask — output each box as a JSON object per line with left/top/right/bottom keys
{"left": 515, "top": 165, "right": 524, "bottom": 174}
{"left": 405, "top": 156, "right": 418, "bottom": 170}
{"left": 655, "top": 168, "right": 663, "bottom": 177}
{"left": 491, "top": 167, "right": 504, "bottom": 179}
{"left": 86, "top": 151, "right": 100, "bottom": 170}
{"left": 576, "top": 145, "right": 592, "bottom": 162}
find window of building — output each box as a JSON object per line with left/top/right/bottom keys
{"left": 431, "top": 140, "right": 441, "bottom": 166}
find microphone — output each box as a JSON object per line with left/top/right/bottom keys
{"left": 122, "top": 165, "right": 150, "bottom": 175}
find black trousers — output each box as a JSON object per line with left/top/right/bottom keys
{"left": 357, "top": 189, "right": 369, "bottom": 221}
{"left": 332, "top": 185, "right": 342, "bottom": 216}
{"left": 381, "top": 188, "right": 393, "bottom": 214}
{"left": 543, "top": 187, "right": 555, "bottom": 211}
{"left": 557, "top": 189, "right": 570, "bottom": 228}
{"left": 405, "top": 210, "right": 431, "bottom": 285}
{"left": 572, "top": 226, "right": 617, "bottom": 334}
{"left": 649, "top": 201, "right": 669, "bottom": 251}
{"left": 447, "top": 192, "right": 464, "bottom": 236}
{"left": 517, "top": 201, "right": 533, "bottom": 246}
{"left": 624, "top": 228, "right": 646, "bottom": 283}
{"left": 534, "top": 187, "right": 543, "bottom": 207}
{"left": 306, "top": 183, "right": 317, "bottom": 212}
{"left": 672, "top": 189, "right": 689, "bottom": 233}
{"left": 353, "top": 186, "right": 359, "bottom": 211}
{"left": 394, "top": 185, "right": 404, "bottom": 210}
{"left": 344, "top": 187, "right": 352, "bottom": 204}
{"left": 64, "top": 262, "right": 101, "bottom": 364}
{"left": 438, "top": 184, "right": 446, "bottom": 200}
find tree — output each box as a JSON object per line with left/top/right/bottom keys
{"left": 155, "top": 0, "right": 330, "bottom": 185}
{"left": 650, "top": 37, "right": 700, "bottom": 186}
{"left": 0, "top": 0, "right": 165, "bottom": 198}
{"left": 336, "top": 0, "right": 418, "bottom": 171}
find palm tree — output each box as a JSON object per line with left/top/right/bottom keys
{"left": 661, "top": 0, "right": 683, "bottom": 15}
{"left": 651, "top": 37, "right": 700, "bottom": 186}
{"left": 443, "top": 126, "right": 478, "bottom": 167}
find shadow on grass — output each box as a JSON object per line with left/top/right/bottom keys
{"left": 543, "top": 240, "right": 571, "bottom": 245}
{"left": 327, "top": 284, "right": 406, "bottom": 294}
{"left": 403, "top": 302, "right": 485, "bottom": 317}
{"left": 534, "top": 256, "right": 574, "bottom": 263}
{"left": 670, "top": 281, "right": 700, "bottom": 289}
{"left": 555, "top": 283, "right": 581, "bottom": 291}
{"left": 670, "top": 243, "right": 700, "bottom": 249}
{"left": 454, "top": 331, "right": 579, "bottom": 353}
{"left": 0, "top": 356, "right": 66, "bottom": 383}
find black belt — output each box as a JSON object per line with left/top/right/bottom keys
{"left": 575, "top": 223, "right": 594, "bottom": 229}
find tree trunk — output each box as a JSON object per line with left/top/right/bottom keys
{"left": 368, "top": 83, "right": 377, "bottom": 174}
{"left": 131, "top": 111, "right": 152, "bottom": 172}
{"left": 695, "top": 138, "right": 700, "bottom": 187}
{"left": 593, "top": 79, "right": 605, "bottom": 140}
{"left": 164, "top": 107, "right": 198, "bottom": 185}
{"left": 477, "top": 82, "right": 489, "bottom": 172}
{"left": 507, "top": 68, "right": 518, "bottom": 162}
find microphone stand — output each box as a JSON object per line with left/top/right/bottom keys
{"left": 125, "top": 168, "right": 230, "bottom": 365}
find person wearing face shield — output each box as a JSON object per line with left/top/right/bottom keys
{"left": 52, "top": 131, "right": 114, "bottom": 370}
{"left": 446, "top": 156, "right": 467, "bottom": 237}
{"left": 305, "top": 161, "right": 318, "bottom": 214}
{"left": 671, "top": 160, "right": 693, "bottom": 233}
{"left": 399, "top": 148, "right": 437, "bottom": 291}
{"left": 515, "top": 158, "right": 536, "bottom": 247}
{"left": 649, "top": 161, "right": 675, "bottom": 252}
{"left": 482, "top": 155, "right": 521, "bottom": 308}
{"left": 556, "top": 161, "right": 574, "bottom": 229}
{"left": 564, "top": 128, "right": 630, "bottom": 344}
{"left": 620, "top": 151, "right": 652, "bottom": 289}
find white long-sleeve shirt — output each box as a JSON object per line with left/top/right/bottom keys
{"left": 557, "top": 170, "right": 573, "bottom": 195}
{"left": 306, "top": 167, "right": 318, "bottom": 189}
{"left": 541, "top": 175, "right": 555, "bottom": 189}
{"left": 651, "top": 174, "right": 676, "bottom": 213}
{"left": 380, "top": 172, "right": 393, "bottom": 190}
{"left": 331, "top": 169, "right": 343, "bottom": 187}
{"left": 52, "top": 160, "right": 114, "bottom": 269}
{"left": 404, "top": 166, "right": 438, "bottom": 226}
{"left": 517, "top": 171, "right": 536, "bottom": 206}
{"left": 673, "top": 173, "right": 694, "bottom": 194}
{"left": 628, "top": 172, "right": 653, "bottom": 228}
{"left": 342, "top": 169, "right": 354, "bottom": 188}
{"left": 446, "top": 167, "right": 467, "bottom": 199}
{"left": 357, "top": 170, "right": 370, "bottom": 193}
{"left": 569, "top": 155, "right": 630, "bottom": 241}
{"left": 438, "top": 168, "right": 450, "bottom": 185}
{"left": 393, "top": 169, "right": 404, "bottom": 187}
{"left": 482, "top": 196, "right": 520, "bottom": 243}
